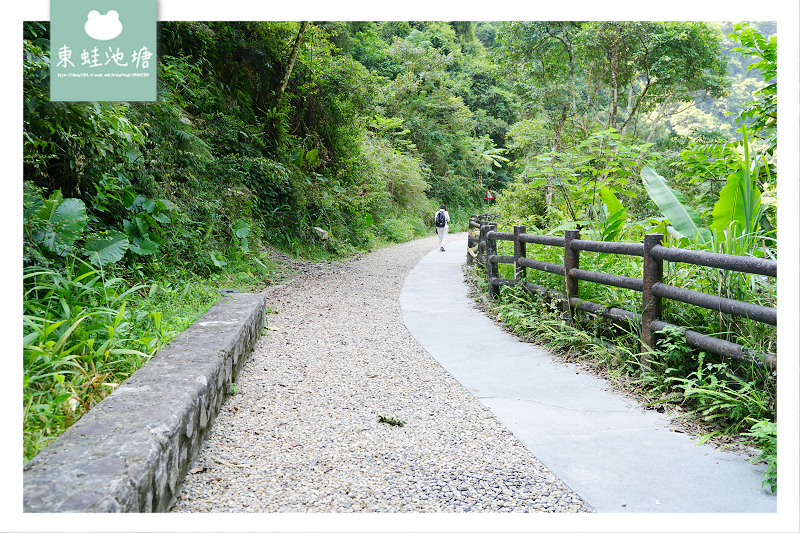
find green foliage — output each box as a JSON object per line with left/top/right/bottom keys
{"left": 377, "top": 24, "right": 515, "bottom": 209}
{"left": 599, "top": 187, "right": 626, "bottom": 243}
{"left": 23, "top": 258, "right": 167, "bottom": 461}
{"left": 743, "top": 419, "right": 777, "bottom": 493}
{"left": 728, "top": 24, "right": 776, "bottom": 154}
{"left": 360, "top": 133, "right": 430, "bottom": 213}
{"left": 372, "top": 215, "right": 420, "bottom": 245}
{"left": 492, "top": 180, "right": 548, "bottom": 230}
{"left": 475, "top": 22, "right": 501, "bottom": 49}
{"left": 24, "top": 175, "right": 179, "bottom": 270}
{"left": 516, "top": 129, "right": 658, "bottom": 231}
{"left": 378, "top": 415, "right": 406, "bottom": 427}
{"left": 640, "top": 128, "right": 775, "bottom": 265}
{"left": 653, "top": 326, "right": 699, "bottom": 379}
{"left": 84, "top": 231, "right": 129, "bottom": 267}
{"left": 498, "top": 21, "right": 727, "bottom": 142}
{"left": 231, "top": 220, "right": 251, "bottom": 253}
{"left": 123, "top": 194, "right": 176, "bottom": 258}
{"left": 23, "top": 185, "right": 87, "bottom": 263}
{"left": 708, "top": 131, "right": 772, "bottom": 256}
{"left": 640, "top": 166, "right": 713, "bottom": 245}
{"left": 664, "top": 349, "right": 774, "bottom": 436}
{"left": 23, "top": 39, "right": 145, "bottom": 198}
{"left": 668, "top": 136, "right": 739, "bottom": 209}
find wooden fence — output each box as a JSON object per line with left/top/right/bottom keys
{"left": 466, "top": 214, "right": 777, "bottom": 369}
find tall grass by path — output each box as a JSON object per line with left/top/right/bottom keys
{"left": 22, "top": 258, "right": 222, "bottom": 463}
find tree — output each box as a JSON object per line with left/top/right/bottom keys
{"left": 577, "top": 21, "right": 644, "bottom": 131}
{"left": 382, "top": 32, "right": 476, "bottom": 203}
{"left": 728, "top": 23, "right": 776, "bottom": 154}
{"left": 275, "top": 21, "right": 308, "bottom": 110}
{"left": 496, "top": 21, "right": 729, "bottom": 218}
{"left": 497, "top": 22, "right": 582, "bottom": 207}
{"left": 576, "top": 21, "right": 729, "bottom": 141}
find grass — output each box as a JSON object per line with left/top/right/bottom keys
{"left": 23, "top": 259, "right": 164, "bottom": 462}
{"left": 22, "top": 248, "right": 287, "bottom": 464}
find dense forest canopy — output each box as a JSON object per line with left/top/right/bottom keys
{"left": 23, "top": 20, "right": 776, "bottom": 270}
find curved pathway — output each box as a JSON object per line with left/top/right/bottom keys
{"left": 401, "top": 234, "right": 776, "bottom": 513}
{"left": 171, "top": 232, "right": 777, "bottom": 518}
{"left": 171, "top": 234, "right": 590, "bottom": 513}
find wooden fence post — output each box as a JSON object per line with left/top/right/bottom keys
{"left": 467, "top": 215, "right": 477, "bottom": 265}
{"left": 563, "top": 229, "right": 580, "bottom": 320}
{"left": 513, "top": 225, "right": 526, "bottom": 284}
{"left": 486, "top": 223, "right": 499, "bottom": 298}
{"left": 641, "top": 233, "right": 664, "bottom": 359}
{"left": 478, "top": 218, "right": 488, "bottom": 269}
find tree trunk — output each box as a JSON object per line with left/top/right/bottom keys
{"left": 646, "top": 90, "right": 674, "bottom": 143}
{"left": 547, "top": 28, "right": 576, "bottom": 210}
{"left": 620, "top": 75, "right": 652, "bottom": 136}
{"left": 275, "top": 21, "right": 308, "bottom": 110}
{"left": 621, "top": 81, "right": 636, "bottom": 135}
{"left": 607, "top": 46, "right": 619, "bottom": 130}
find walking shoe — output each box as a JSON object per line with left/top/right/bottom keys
{"left": 440, "top": 247, "right": 445, "bottom": 252}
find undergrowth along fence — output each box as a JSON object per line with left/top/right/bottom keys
{"left": 466, "top": 214, "right": 777, "bottom": 370}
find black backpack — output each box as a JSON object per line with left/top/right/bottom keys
{"left": 435, "top": 210, "right": 446, "bottom": 228}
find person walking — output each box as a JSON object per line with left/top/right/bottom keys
{"left": 434, "top": 204, "right": 450, "bottom": 252}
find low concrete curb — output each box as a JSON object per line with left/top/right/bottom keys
{"left": 23, "top": 292, "right": 267, "bottom": 512}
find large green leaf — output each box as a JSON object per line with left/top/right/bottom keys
{"left": 600, "top": 186, "right": 624, "bottom": 216}
{"left": 84, "top": 230, "right": 129, "bottom": 266}
{"left": 129, "top": 235, "right": 159, "bottom": 256}
{"left": 33, "top": 192, "right": 87, "bottom": 255}
{"left": 51, "top": 198, "right": 87, "bottom": 235}
{"left": 232, "top": 220, "right": 251, "bottom": 239}
{"left": 156, "top": 198, "right": 176, "bottom": 213}
{"left": 135, "top": 214, "right": 149, "bottom": 237}
{"left": 304, "top": 148, "right": 319, "bottom": 166}
{"left": 709, "top": 131, "right": 764, "bottom": 242}
{"left": 710, "top": 169, "right": 750, "bottom": 238}
{"left": 122, "top": 218, "right": 139, "bottom": 239}
{"left": 599, "top": 187, "right": 626, "bottom": 243}
{"left": 640, "top": 166, "right": 712, "bottom": 245}
{"left": 210, "top": 251, "right": 227, "bottom": 268}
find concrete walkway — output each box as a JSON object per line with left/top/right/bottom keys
{"left": 400, "top": 233, "right": 776, "bottom": 513}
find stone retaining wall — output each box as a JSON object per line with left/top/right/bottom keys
{"left": 23, "top": 292, "right": 267, "bottom": 512}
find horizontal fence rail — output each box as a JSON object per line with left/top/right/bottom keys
{"left": 571, "top": 239, "right": 644, "bottom": 256}
{"left": 466, "top": 214, "right": 777, "bottom": 369}
{"left": 650, "top": 245, "right": 776, "bottom": 277}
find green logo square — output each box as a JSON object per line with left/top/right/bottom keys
{"left": 50, "top": 0, "right": 157, "bottom": 101}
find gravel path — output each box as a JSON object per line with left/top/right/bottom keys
{"left": 170, "top": 235, "right": 592, "bottom": 513}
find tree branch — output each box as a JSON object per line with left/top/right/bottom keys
{"left": 275, "top": 21, "right": 308, "bottom": 110}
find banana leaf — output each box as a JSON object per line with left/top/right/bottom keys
{"left": 599, "top": 186, "right": 626, "bottom": 243}
{"left": 640, "top": 166, "right": 712, "bottom": 246}
{"left": 709, "top": 130, "right": 765, "bottom": 243}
